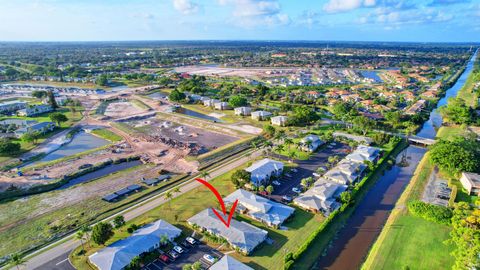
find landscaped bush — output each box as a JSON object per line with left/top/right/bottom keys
{"left": 407, "top": 200, "right": 453, "bottom": 225}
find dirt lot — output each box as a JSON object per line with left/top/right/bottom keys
{"left": 174, "top": 65, "right": 299, "bottom": 79}
{"left": 128, "top": 118, "right": 239, "bottom": 152}
{"left": 104, "top": 101, "right": 146, "bottom": 118}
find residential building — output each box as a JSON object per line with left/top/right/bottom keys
{"left": 300, "top": 134, "right": 324, "bottom": 152}
{"left": 210, "top": 255, "right": 253, "bottom": 270}
{"left": 214, "top": 101, "right": 230, "bottom": 110}
{"left": 89, "top": 220, "right": 182, "bottom": 270}
{"left": 271, "top": 115, "right": 288, "bottom": 126}
{"left": 294, "top": 179, "right": 347, "bottom": 214}
{"left": 251, "top": 111, "right": 272, "bottom": 121}
{"left": 324, "top": 160, "right": 367, "bottom": 185}
{"left": 0, "top": 100, "right": 27, "bottom": 114}
{"left": 245, "top": 158, "right": 284, "bottom": 186}
{"left": 0, "top": 119, "right": 37, "bottom": 128}
{"left": 17, "top": 104, "right": 53, "bottom": 117}
{"left": 405, "top": 99, "right": 427, "bottom": 115}
{"left": 203, "top": 98, "right": 220, "bottom": 107}
{"left": 14, "top": 121, "right": 55, "bottom": 138}
{"left": 234, "top": 106, "right": 252, "bottom": 116}
{"left": 223, "top": 189, "right": 295, "bottom": 228}
{"left": 188, "top": 208, "right": 268, "bottom": 255}
{"left": 459, "top": 172, "right": 480, "bottom": 195}
{"left": 345, "top": 145, "right": 381, "bottom": 164}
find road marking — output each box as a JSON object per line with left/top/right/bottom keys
{"left": 55, "top": 259, "right": 68, "bottom": 265}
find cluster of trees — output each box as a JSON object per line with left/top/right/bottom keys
{"left": 228, "top": 95, "right": 248, "bottom": 108}
{"left": 231, "top": 169, "right": 251, "bottom": 188}
{"left": 407, "top": 200, "right": 453, "bottom": 225}
{"left": 288, "top": 106, "right": 319, "bottom": 126}
{"left": 168, "top": 89, "right": 186, "bottom": 102}
{"left": 429, "top": 136, "right": 480, "bottom": 176}
{"left": 0, "top": 138, "right": 20, "bottom": 155}
{"left": 176, "top": 76, "right": 207, "bottom": 94}
{"left": 439, "top": 97, "right": 478, "bottom": 125}
{"left": 448, "top": 201, "right": 480, "bottom": 270}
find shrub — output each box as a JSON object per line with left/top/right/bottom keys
{"left": 407, "top": 200, "right": 453, "bottom": 225}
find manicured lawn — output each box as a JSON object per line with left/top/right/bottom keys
{"left": 365, "top": 215, "right": 454, "bottom": 270}
{"left": 273, "top": 144, "right": 311, "bottom": 160}
{"left": 70, "top": 159, "right": 324, "bottom": 270}
{"left": 90, "top": 129, "right": 123, "bottom": 142}
{"left": 435, "top": 126, "right": 467, "bottom": 141}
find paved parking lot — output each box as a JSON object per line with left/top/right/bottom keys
{"left": 142, "top": 241, "right": 223, "bottom": 270}
{"left": 422, "top": 167, "right": 451, "bottom": 207}
{"left": 270, "top": 142, "right": 350, "bottom": 202}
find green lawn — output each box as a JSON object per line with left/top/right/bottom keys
{"left": 70, "top": 158, "right": 324, "bottom": 270}
{"left": 90, "top": 129, "right": 123, "bottom": 142}
{"left": 365, "top": 215, "right": 455, "bottom": 270}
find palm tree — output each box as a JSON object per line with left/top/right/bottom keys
{"left": 160, "top": 234, "right": 169, "bottom": 247}
{"left": 284, "top": 138, "right": 293, "bottom": 151}
{"left": 9, "top": 254, "right": 25, "bottom": 270}
{"left": 258, "top": 185, "right": 265, "bottom": 193}
{"left": 164, "top": 191, "right": 173, "bottom": 210}
{"left": 172, "top": 187, "right": 181, "bottom": 195}
{"left": 287, "top": 150, "right": 297, "bottom": 163}
{"left": 303, "top": 140, "right": 313, "bottom": 152}
{"left": 199, "top": 171, "right": 210, "bottom": 180}
{"left": 266, "top": 185, "right": 274, "bottom": 195}
{"left": 76, "top": 231, "right": 86, "bottom": 255}
{"left": 81, "top": 225, "right": 92, "bottom": 248}
{"left": 274, "top": 144, "right": 285, "bottom": 153}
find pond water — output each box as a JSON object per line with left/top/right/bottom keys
{"left": 35, "top": 131, "right": 109, "bottom": 164}
{"left": 57, "top": 160, "right": 142, "bottom": 190}
{"left": 177, "top": 108, "right": 223, "bottom": 122}
{"left": 147, "top": 92, "right": 167, "bottom": 100}
{"left": 360, "top": 70, "right": 383, "bottom": 83}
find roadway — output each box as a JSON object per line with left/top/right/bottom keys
{"left": 20, "top": 150, "right": 262, "bottom": 270}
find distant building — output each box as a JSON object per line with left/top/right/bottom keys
{"left": 270, "top": 116, "right": 288, "bottom": 126}
{"left": 234, "top": 106, "right": 252, "bottom": 116}
{"left": 300, "top": 134, "right": 324, "bottom": 152}
{"left": 203, "top": 98, "right": 220, "bottom": 107}
{"left": 188, "top": 208, "right": 268, "bottom": 255}
{"left": 14, "top": 121, "right": 55, "bottom": 138}
{"left": 0, "top": 100, "right": 27, "bottom": 114}
{"left": 214, "top": 101, "right": 230, "bottom": 110}
{"left": 460, "top": 172, "right": 480, "bottom": 195}
{"left": 89, "top": 219, "right": 182, "bottom": 270}
{"left": 17, "top": 104, "right": 53, "bottom": 117}
{"left": 223, "top": 189, "right": 295, "bottom": 228}
{"left": 251, "top": 111, "right": 272, "bottom": 121}
{"left": 245, "top": 158, "right": 284, "bottom": 186}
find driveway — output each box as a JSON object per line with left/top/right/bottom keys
{"left": 270, "top": 142, "right": 351, "bottom": 201}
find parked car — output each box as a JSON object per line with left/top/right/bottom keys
{"left": 282, "top": 195, "right": 292, "bottom": 202}
{"left": 272, "top": 180, "right": 281, "bottom": 186}
{"left": 159, "top": 254, "right": 170, "bottom": 263}
{"left": 168, "top": 250, "right": 179, "bottom": 260}
{"left": 292, "top": 187, "right": 302, "bottom": 194}
{"left": 186, "top": 236, "right": 197, "bottom": 245}
{"left": 203, "top": 254, "right": 216, "bottom": 264}
{"left": 312, "top": 173, "right": 321, "bottom": 177}
{"left": 291, "top": 168, "right": 298, "bottom": 173}
{"left": 173, "top": 245, "right": 184, "bottom": 254}
{"left": 285, "top": 173, "right": 292, "bottom": 178}
{"left": 78, "top": 164, "right": 93, "bottom": 170}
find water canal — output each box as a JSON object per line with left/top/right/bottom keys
{"left": 313, "top": 49, "right": 478, "bottom": 270}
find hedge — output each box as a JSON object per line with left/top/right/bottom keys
{"left": 407, "top": 200, "right": 453, "bottom": 225}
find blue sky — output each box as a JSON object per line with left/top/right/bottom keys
{"left": 0, "top": 0, "right": 479, "bottom": 42}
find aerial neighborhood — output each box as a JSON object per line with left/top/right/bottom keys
{"left": 0, "top": 39, "right": 479, "bottom": 270}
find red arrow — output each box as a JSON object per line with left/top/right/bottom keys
{"left": 195, "top": 178, "right": 238, "bottom": 228}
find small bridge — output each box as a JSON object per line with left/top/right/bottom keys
{"left": 407, "top": 135, "right": 436, "bottom": 146}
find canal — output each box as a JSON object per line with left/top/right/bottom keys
{"left": 312, "top": 49, "right": 478, "bottom": 270}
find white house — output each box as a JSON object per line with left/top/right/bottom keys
{"left": 345, "top": 145, "right": 381, "bottom": 164}
{"left": 17, "top": 104, "right": 53, "bottom": 117}
{"left": 14, "top": 121, "right": 56, "bottom": 138}
{"left": 324, "top": 160, "right": 367, "bottom": 185}
{"left": 294, "top": 178, "right": 347, "bottom": 214}
{"left": 460, "top": 172, "right": 480, "bottom": 195}
{"left": 271, "top": 116, "right": 288, "bottom": 126}
{"left": 251, "top": 111, "right": 272, "bottom": 121}
{"left": 203, "top": 98, "right": 220, "bottom": 107}
{"left": 89, "top": 220, "right": 182, "bottom": 270}
{"left": 234, "top": 107, "right": 252, "bottom": 116}
{"left": 0, "top": 100, "right": 27, "bottom": 114}
{"left": 245, "top": 158, "right": 284, "bottom": 186}
{"left": 214, "top": 101, "right": 230, "bottom": 110}
{"left": 210, "top": 255, "right": 253, "bottom": 270}
{"left": 300, "top": 134, "right": 324, "bottom": 152}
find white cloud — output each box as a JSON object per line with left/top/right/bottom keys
{"left": 323, "top": 0, "right": 371, "bottom": 13}
{"left": 173, "top": 0, "right": 200, "bottom": 15}
{"left": 359, "top": 7, "right": 453, "bottom": 26}
{"left": 219, "top": 0, "right": 290, "bottom": 27}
